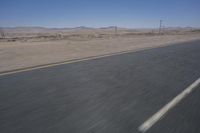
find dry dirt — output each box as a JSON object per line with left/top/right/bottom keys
{"left": 0, "top": 31, "right": 200, "bottom": 73}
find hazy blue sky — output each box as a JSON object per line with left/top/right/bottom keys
{"left": 0, "top": 0, "right": 199, "bottom": 28}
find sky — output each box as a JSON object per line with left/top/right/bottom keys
{"left": 0, "top": 0, "right": 200, "bottom": 28}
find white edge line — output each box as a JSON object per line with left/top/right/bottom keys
{"left": 138, "top": 77, "right": 200, "bottom": 133}
{"left": 0, "top": 44, "right": 172, "bottom": 76}
{"left": 0, "top": 51, "right": 129, "bottom": 76}
{"left": 0, "top": 40, "right": 198, "bottom": 76}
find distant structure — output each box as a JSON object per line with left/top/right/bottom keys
{"left": 162, "top": 25, "right": 165, "bottom": 34}
{"left": 159, "top": 20, "right": 162, "bottom": 35}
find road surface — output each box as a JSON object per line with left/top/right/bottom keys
{"left": 0, "top": 40, "right": 200, "bottom": 133}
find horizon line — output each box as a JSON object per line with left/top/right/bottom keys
{"left": 1, "top": 25, "right": 200, "bottom": 29}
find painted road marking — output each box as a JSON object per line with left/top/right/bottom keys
{"left": 138, "top": 77, "right": 200, "bottom": 133}
{"left": 0, "top": 50, "right": 137, "bottom": 76}
{"left": 0, "top": 40, "right": 191, "bottom": 77}
{"left": 0, "top": 45, "right": 169, "bottom": 76}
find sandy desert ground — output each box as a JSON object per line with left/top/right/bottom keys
{"left": 0, "top": 27, "right": 200, "bottom": 73}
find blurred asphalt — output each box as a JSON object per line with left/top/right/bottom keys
{"left": 0, "top": 40, "right": 200, "bottom": 133}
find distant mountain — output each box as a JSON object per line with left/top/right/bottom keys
{"left": 74, "top": 26, "right": 94, "bottom": 29}
{"left": 0, "top": 27, "right": 52, "bottom": 33}
{"left": 100, "top": 26, "right": 117, "bottom": 29}
{"left": 0, "top": 26, "right": 96, "bottom": 33}
{"left": 163, "top": 26, "right": 199, "bottom": 30}
{"left": 0, "top": 26, "right": 199, "bottom": 34}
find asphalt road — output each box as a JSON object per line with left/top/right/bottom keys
{"left": 0, "top": 40, "right": 200, "bottom": 133}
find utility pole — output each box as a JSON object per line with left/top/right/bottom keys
{"left": 0, "top": 29, "right": 5, "bottom": 39}
{"left": 159, "top": 20, "right": 162, "bottom": 35}
{"left": 115, "top": 26, "right": 117, "bottom": 35}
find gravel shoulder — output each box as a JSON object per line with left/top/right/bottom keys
{"left": 0, "top": 34, "right": 200, "bottom": 73}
